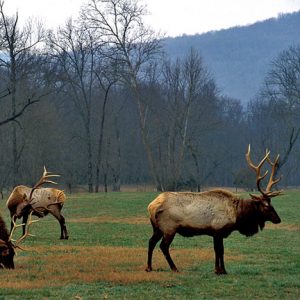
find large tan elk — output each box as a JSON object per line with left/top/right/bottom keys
{"left": 146, "top": 145, "right": 282, "bottom": 275}
{"left": 6, "top": 167, "right": 69, "bottom": 240}
{"left": 0, "top": 211, "right": 37, "bottom": 269}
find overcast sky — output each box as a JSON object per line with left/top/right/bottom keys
{"left": 3, "top": 0, "right": 300, "bottom": 37}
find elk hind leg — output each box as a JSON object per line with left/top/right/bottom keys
{"left": 51, "top": 209, "right": 69, "bottom": 239}
{"left": 146, "top": 221, "right": 163, "bottom": 272}
{"left": 160, "top": 233, "right": 178, "bottom": 272}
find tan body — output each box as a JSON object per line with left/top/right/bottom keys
{"left": 146, "top": 188, "right": 281, "bottom": 274}
{"left": 7, "top": 185, "right": 69, "bottom": 240}
{"left": 149, "top": 190, "right": 239, "bottom": 237}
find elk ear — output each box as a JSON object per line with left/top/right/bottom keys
{"left": 249, "top": 193, "right": 262, "bottom": 201}
{"left": 23, "top": 193, "right": 27, "bottom": 200}
{"left": 0, "top": 239, "right": 7, "bottom": 247}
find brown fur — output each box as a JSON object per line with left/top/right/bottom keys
{"left": 7, "top": 186, "right": 68, "bottom": 240}
{"left": 0, "top": 213, "right": 15, "bottom": 269}
{"left": 146, "top": 189, "right": 281, "bottom": 275}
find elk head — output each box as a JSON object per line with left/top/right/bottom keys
{"left": 246, "top": 145, "right": 282, "bottom": 226}
{"left": 0, "top": 239, "right": 15, "bottom": 269}
{"left": 0, "top": 212, "right": 38, "bottom": 269}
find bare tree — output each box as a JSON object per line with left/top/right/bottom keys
{"left": 82, "top": 0, "right": 163, "bottom": 189}
{"left": 48, "top": 19, "right": 98, "bottom": 192}
{"left": 264, "top": 45, "right": 300, "bottom": 106}
{"left": 153, "top": 49, "right": 219, "bottom": 190}
{"left": 258, "top": 45, "right": 300, "bottom": 175}
{"left": 94, "top": 59, "right": 119, "bottom": 192}
{"left": 0, "top": 1, "right": 45, "bottom": 184}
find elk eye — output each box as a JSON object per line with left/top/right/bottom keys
{"left": 1, "top": 249, "right": 9, "bottom": 257}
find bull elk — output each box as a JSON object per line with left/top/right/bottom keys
{"left": 0, "top": 211, "right": 37, "bottom": 269}
{"left": 6, "top": 167, "right": 69, "bottom": 240}
{"left": 146, "top": 145, "right": 282, "bottom": 274}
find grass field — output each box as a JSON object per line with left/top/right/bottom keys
{"left": 0, "top": 190, "right": 299, "bottom": 299}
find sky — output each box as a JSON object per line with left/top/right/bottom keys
{"left": 3, "top": 0, "right": 300, "bottom": 37}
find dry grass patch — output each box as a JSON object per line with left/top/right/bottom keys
{"left": 266, "top": 223, "right": 300, "bottom": 232}
{"left": 0, "top": 245, "right": 242, "bottom": 289}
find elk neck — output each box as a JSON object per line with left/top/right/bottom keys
{"left": 235, "top": 197, "right": 265, "bottom": 237}
{"left": 0, "top": 216, "right": 10, "bottom": 242}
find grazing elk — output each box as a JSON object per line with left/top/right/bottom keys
{"left": 146, "top": 145, "right": 282, "bottom": 275}
{"left": 6, "top": 167, "right": 69, "bottom": 240}
{"left": 0, "top": 211, "right": 37, "bottom": 269}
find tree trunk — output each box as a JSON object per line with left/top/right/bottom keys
{"left": 87, "top": 127, "right": 94, "bottom": 193}
{"left": 11, "top": 58, "right": 18, "bottom": 186}
{"left": 104, "top": 173, "right": 108, "bottom": 193}
{"left": 95, "top": 83, "right": 112, "bottom": 193}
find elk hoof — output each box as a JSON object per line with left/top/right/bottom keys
{"left": 145, "top": 267, "right": 152, "bottom": 272}
{"left": 215, "top": 268, "right": 227, "bottom": 275}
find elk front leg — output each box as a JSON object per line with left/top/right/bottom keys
{"left": 213, "top": 236, "right": 227, "bottom": 275}
{"left": 22, "top": 213, "right": 29, "bottom": 236}
{"left": 10, "top": 214, "right": 17, "bottom": 234}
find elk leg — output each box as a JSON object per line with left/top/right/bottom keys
{"left": 10, "top": 214, "right": 17, "bottom": 234}
{"left": 160, "top": 233, "right": 178, "bottom": 272}
{"left": 58, "top": 214, "right": 68, "bottom": 240}
{"left": 146, "top": 226, "right": 163, "bottom": 272}
{"left": 51, "top": 210, "right": 69, "bottom": 239}
{"left": 22, "top": 214, "right": 29, "bottom": 236}
{"left": 213, "top": 236, "right": 227, "bottom": 275}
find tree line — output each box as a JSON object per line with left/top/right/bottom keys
{"left": 0, "top": 0, "right": 300, "bottom": 193}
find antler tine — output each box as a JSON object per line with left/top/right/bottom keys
{"left": 28, "top": 167, "right": 61, "bottom": 202}
{"left": 43, "top": 166, "right": 61, "bottom": 179}
{"left": 14, "top": 212, "right": 39, "bottom": 246}
{"left": 9, "top": 215, "right": 26, "bottom": 243}
{"left": 246, "top": 144, "right": 270, "bottom": 196}
{"left": 39, "top": 166, "right": 60, "bottom": 185}
{"left": 8, "top": 212, "right": 39, "bottom": 251}
{"left": 265, "top": 153, "right": 283, "bottom": 197}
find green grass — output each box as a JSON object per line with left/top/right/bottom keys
{"left": 0, "top": 190, "right": 299, "bottom": 299}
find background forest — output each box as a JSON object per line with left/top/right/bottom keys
{"left": 0, "top": 0, "right": 300, "bottom": 193}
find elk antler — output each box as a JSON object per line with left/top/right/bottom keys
{"left": 246, "top": 144, "right": 270, "bottom": 196}
{"left": 265, "top": 151, "right": 283, "bottom": 197}
{"left": 246, "top": 145, "right": 282, "bottom": 198}
{"left": 9, "top": 212, "right": 39, "bottom": 249}
{"left": 14, "top": 212, "right": 39, "bottom": 245}
{"left": 9, "top": 218, "right": 26, "bottom": 243}
{"left": 28, "top": 166, "right": 60, "bottom": 203}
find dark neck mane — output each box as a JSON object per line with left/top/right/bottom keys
{"left": 236, "top": 199, "right": 265, "bottom": 237}
{"left": 0, "top": 215, "right": 9, "bottom": 241}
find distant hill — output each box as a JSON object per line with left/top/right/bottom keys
{"left": 163, "top": 11, "right": 300, "bottom": 104}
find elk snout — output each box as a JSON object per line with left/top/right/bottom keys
{"left": 269, "top": 208, "right": 281, "bottom": 224}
